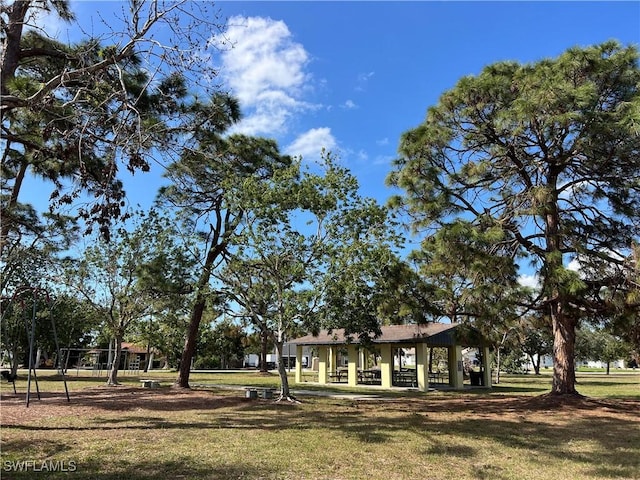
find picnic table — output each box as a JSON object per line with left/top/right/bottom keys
{"left": 428, "top": 372, "right": 447, "bottom": 384}
{"left": 358, "top": 369, "right": 381, "bottom": 385}
{"left": 393, "top": 370, "right": 417, "bottom": 387}
{"left": 140, "top": 379, "right": 161, "bottom": 388}
{"left": 328, "top": 369, "right": 348, "bottom": 383}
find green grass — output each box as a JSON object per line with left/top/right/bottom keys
{"left": 1, "top": 370, "right": 638, "bottom": 480}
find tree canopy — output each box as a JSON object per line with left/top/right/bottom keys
{"left": 222, "top": 153, "right": 404, "bottom": 401}
{"left": 158, "top": 96, "right": 293, "bottom": 388}
{"left": 1, "top": 0, "right": 228, "bottom": 243}
{"left": 388, "top": 41, "right": 640, "bottom": 395}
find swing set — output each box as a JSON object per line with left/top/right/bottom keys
{"left": 1, "top": 286, "right": 70, "bottom": 407}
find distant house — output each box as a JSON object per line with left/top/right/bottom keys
{"left": 120, "top": 342, "right": 148, "bottom": 370}
{"left": 523, "top": 354, "right": 627, "bottom": 372}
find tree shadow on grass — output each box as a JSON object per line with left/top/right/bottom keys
{"left": 488, "top": 384, "right": 549, "bottom": 394}
{"left": 3, "top": 385, "right": 638, "bottom": 479}
{"left": 418, "top": 413, "right": 639, "bottom": 479}
{"left": 1, "top": 438, "right": 73, "bottom": 459}
{"left": 189, "top": 395, "right": 640, "bottom": 479}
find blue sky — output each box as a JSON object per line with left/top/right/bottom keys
{"left": 24, "top": 1, "right": 640, "bottom": 282}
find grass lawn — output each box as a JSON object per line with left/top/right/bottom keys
{"left": 1, "top": 370, "right": 638, "bottom": 480}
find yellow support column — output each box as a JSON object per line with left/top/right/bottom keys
{"left": 380, "top": 344, "right": 393, "bottom": 388}
{"left": 448, "top": 345, "right": 464, "bottom": 389}
{"left": 347, "top": 344, "right": 358, "bottom": 387}
{"left": 329, "top": 346, "right": 337, "bottom": 375}
{"left": 482, "top": 346, "right": 492, "bottom": 388}
{"left": 318, "top": 346, "right": 328, "bottom": 384}
{"left": 295, "top": 345, "right": 303, "bottom": 384}
{"left": 416, "top": 343, "right": 429, "bottom": 392}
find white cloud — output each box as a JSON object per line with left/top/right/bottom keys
{"left": 216, "top": 16, "right": 317, "bottom": 136}
{"left": 285, "top": 128, "right": 337, "bottom": 163}
{"left": 567, "top": 258, "right": 581, "bottom": 272}
{"left": 356, "top": 149, "right": 368, "bottom": 161}
{"left": 355, "top": 71, "right": 375, "bottom": 91}
{"left": 518, "top": 274, "right": 539, "bottom": 289}
{"left": 341, "top": 99, "right": 357, "bottom": 109}
{"left": 373, "top": 154, "right": 394, "bottom": 166}
{"left": 376, "top": 137, "right": 389, "bottom": 146}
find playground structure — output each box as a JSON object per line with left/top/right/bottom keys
{"left": 59, "top": 345, "right": 146, "bottom": 377}
{"left": 1, "top": 286, "right": 70, "bottom": 407}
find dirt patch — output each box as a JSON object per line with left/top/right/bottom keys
{"left": 0, "top": 386, "right": 249, "bottom": 426}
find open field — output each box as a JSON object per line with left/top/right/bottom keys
{"left": 1, "top": 370, "right": 639, "bottom": 480}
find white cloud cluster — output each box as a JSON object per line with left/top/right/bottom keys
{"left": 341, "top": 99, "right": 357, "bottom": 109}
{"left": 518, "top": 273, "right": 539, "bottom": 289}
{"left": 285, "top": 128, "right": 337, "bottom": 163}
{"left": 214, "top": 16, "right": 340, "bottom": 163}
{"left": 217, "top": 16, "right": 315, "bottom": 136}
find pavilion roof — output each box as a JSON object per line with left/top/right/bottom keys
{"left": 291, "top": 323, "right": 488, "bottom": 347}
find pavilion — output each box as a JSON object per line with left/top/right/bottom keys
{"left": 290, "top": 323, "right": 491, "bottom": 391}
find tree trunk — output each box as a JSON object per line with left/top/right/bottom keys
{"left": 274, "top": 340, "right": 298, "bottom": 402}
{"left": 0, "top": 160, "right": 28, "bottom": 254}
{"left": 173, "top": 235, "right": 224, "bottom": 389}
{"left": 174, "top": 297, "right": 205, "bottom": 388}
{"left": 145, "top": 352, "right": 154, "bottom": 373}
{"left": 606, "top": 361, "right": 610, "bottom": 375}
{"left": 550, "top": 304, "right": 579, "bottom": 395}
{"left": 10, "top": 348, "right": 19, "bottom": 377}
{"left": 528, "top": 353, "right": 541, "bottom": 375}
{"left": 494, "top": 346, "right": 501, "bottom": 384}
{"left": 259, "top": 327, "right": 269, "bottom": 373}
{"left": 35, "top": 348, "right": 42, "bottom": 369}
{"left": 0, "top": 1, "right": 29, "bottom": 89}
{"left": 106, "top": 336, "right": 123, "bottom": 386}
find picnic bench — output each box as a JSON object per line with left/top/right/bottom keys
{"left": 358, "top": 369, "right": 381, "bottom": 385}
{"left": 328, "top": 369, "right": 348, "bottom": 383}
{"left": 428, "top": 372, "right": 447, "bottom": 384}
{"left": 140, "top": 379, "right": 161, "bottom": 389}
{"left": 245, "top": 387, "right": 275, "bottom": 399}
{"left": 393, "top": 369, "right": 417, "bottom": 387}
